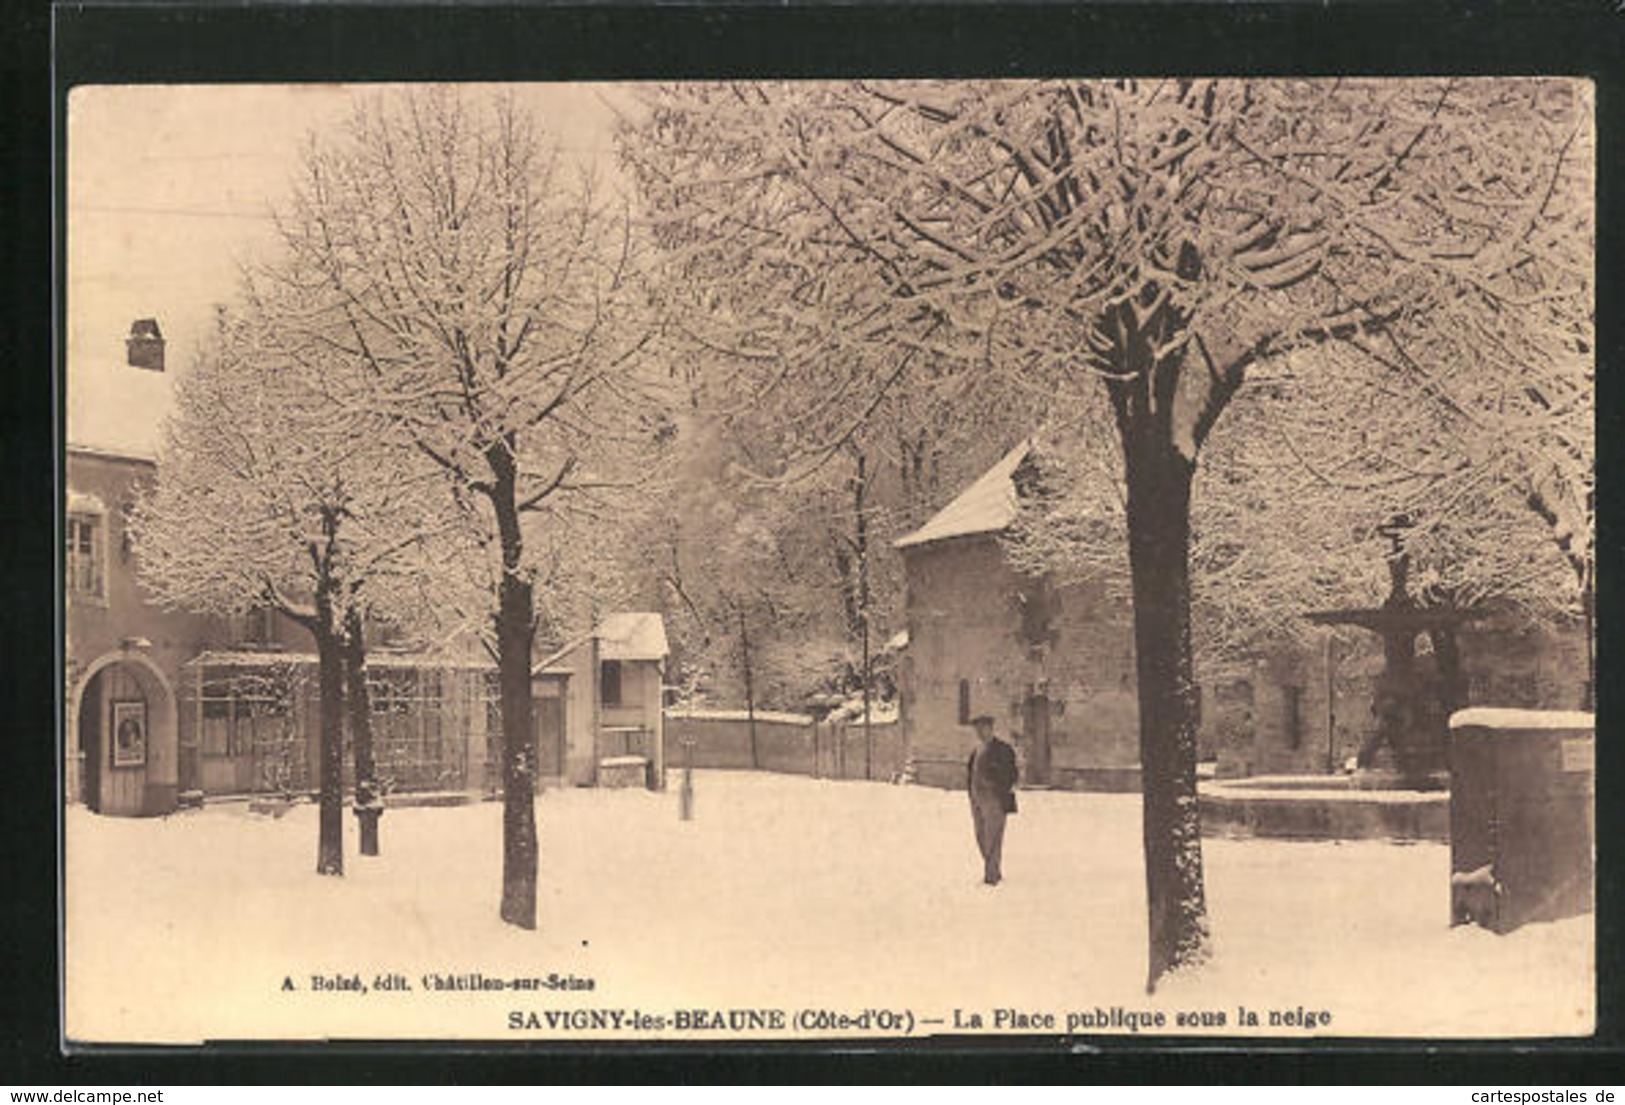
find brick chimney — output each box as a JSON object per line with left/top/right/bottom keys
{"left": 126, "top": 318, "right": 165, "bottom": 372}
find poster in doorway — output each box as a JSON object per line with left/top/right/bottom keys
{"left": 111, "top": 700, "right": 147, "bottom": 768}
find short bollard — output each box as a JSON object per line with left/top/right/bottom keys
{"left": 679, "top": 736, "right": 696, "bottom": 821}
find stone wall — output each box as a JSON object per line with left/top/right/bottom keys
{"left": 663, "top": 711, "right": 908, "bottom": 781}
{"left": 664, "top": 711, "right": 820, "bottom": 775}
{"left": 897, "top": 523, "right": 1590, "bottom": 789}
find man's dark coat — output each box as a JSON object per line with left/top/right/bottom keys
{"left": 968, "top": 736, "right": 1019, "bottom": 813}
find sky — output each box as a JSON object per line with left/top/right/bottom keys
{"left": 66, "top": 83, "right": 634, "bottom": 457}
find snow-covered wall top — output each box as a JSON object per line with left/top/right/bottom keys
{"left": 824, "top": 702, "right": 900, "bottom": 725}
{"left": 1449, "top": 708, "right": 1594, "bottom": 733}
{"left": 666, "top": 708, "right": 813, "bottom": 726}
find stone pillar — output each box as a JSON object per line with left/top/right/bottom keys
{"left": 1448, "top": 708, "right": 1594, "bottom": 933}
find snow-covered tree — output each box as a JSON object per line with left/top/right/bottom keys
{"left": 1010, "top": 328, "right": 1592, "bottom": 676}
{"left": 133, "top": 303, "right": 449, "bottom": 873}
{"left": 622, "top": 77, "right": 1592, "bottom": 988}
{"left": 269, "top": 87, "right": 666, "bottom": 929}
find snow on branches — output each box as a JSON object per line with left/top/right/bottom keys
{"left": 623, "top": 77, "right": 1594, "bottom": 989}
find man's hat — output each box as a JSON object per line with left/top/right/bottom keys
{"left": 970, "top": 714, "right": 995, "bottom": 727}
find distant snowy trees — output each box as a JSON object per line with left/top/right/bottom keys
{"left": 621, "top": 93, "right": 1042, "bottom": 716}
{"left": 621, "top": 77, "right": 1593, "bottom": 989}
{"left": 649, "top": 404, "right": 1021, "bottom": 722}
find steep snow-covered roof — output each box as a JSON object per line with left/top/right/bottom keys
{"left": 893, "top": 440, "right": 1032, "bottom": 550}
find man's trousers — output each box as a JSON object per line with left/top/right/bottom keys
{"left": 971, "top": 796, "right": 1007, "bottom": 884}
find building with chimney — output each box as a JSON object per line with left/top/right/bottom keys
{"left": 64, "top": 317, "right": 500, "bottom": 815}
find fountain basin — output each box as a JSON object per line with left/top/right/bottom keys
{"left": 1200, "top": 775, "right": 1448, "bottom": 842}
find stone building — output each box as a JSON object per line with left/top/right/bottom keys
{"left": 894, "top": 442, "right": 1142, "bottom": 792}
{"left": 67, "top": 442, "right": 222, "bottom": 815}
{"left": 66, "top": 441, "right": 500, "bottom": 815}
{"left": 65, "top": 317, "right": 498, "bottom": 815}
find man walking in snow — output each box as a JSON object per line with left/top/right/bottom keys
{"left": 967, "top": 714, "right": 1018, "bottom": 885}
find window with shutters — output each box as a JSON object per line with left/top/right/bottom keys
{"left": 66, "top": 513, "right": 105, "bottom": 600}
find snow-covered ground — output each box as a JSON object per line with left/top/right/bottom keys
{"left": 63, "top": 771, "right": 1592, "bottom": 1044}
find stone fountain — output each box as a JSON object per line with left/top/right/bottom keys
{"left": 1201, "top": 515, "right": 1475, "bottom": 841}
{"left": 1305, "top": 514, "right": 1475, "bottom": 789}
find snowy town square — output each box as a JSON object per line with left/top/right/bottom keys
{"left": 66, "top": 771, "right": 1591, "bottom": 1043}
{"left": 65, "top": 79, "right": 1593, "bottom": 1044}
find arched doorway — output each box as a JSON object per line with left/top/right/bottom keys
{"left": 71, "top": 652, "right": 178, "bottom": 817}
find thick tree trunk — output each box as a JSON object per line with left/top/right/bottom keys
{"left": 343, "top": 608, "right": 382, "bottom": 857}
{"left": 312, "top": 610, "right": 345, "bottom": 878}
{"left": 1123, "top": 435, "right": 1209, "bottom": 991}
{"left": 497, "top": 566, "right": 539, "bottom": 928}
{"left": 489, "top": 442, "right": 539, "bottom": 930}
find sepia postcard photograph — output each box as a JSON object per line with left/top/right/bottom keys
{"left": 60, "top": 69, "right": 1596, "bottom": 1048}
